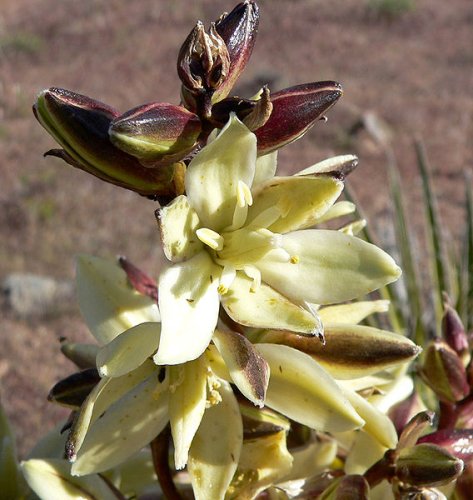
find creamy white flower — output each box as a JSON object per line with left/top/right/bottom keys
{"left": 156, "top": 115, "right": 401, "bottom": 365}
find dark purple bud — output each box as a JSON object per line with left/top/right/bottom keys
{"left": 48, "top": 368, "right": 100, "bottom": 409}
{"left": 395, "top": 444, "right": 464, "bottom": 488}
{"left": 34, "top": 88, "right": 185, "bottom": 198}
{"left": 255, "top": 81, "right": 343, "bottom": 155}
{"left": 109, "top": 102, "right": 201, "bottom": 164}
{"left": 389, "top": 393, "right": 425, "bottom": 436}
{"left": 442, "top": 299, "right": 469, "bottom": 358}
{"left": 118, "top": 256, "right": 158, "bottom": 302}
{"left": 420, "top": 339, "right": 470, "bottom": 403}
{"left": 213, "top": 0, "right": 259, "bottom": 103}
{"left": 418, "top": 429, "right": 473, "bottom": 464}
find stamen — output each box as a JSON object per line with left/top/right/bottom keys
{"left": 243, "top": 265, "right": 261, "bottom": 293}
{"left": 196, "top": 228, "right": 224, "bottom": 251}
{"left": 237, "top": 180, "right": 253, "bottom": 208}
{"left": 290, "top": 255, "right": 300, "bottom": 264}
{"left": 218, "top": 266, "right": 236, "bottom": 295}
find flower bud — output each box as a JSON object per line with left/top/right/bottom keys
{"left": 398, "top": 411, "right": 435, "bottom": 450}
{"left": 33, "top": 88, "right": 185, "bottom": 198}
{"left": 454, "top": 461, "right": 473, "bottom": 500}
{"left": 395, "top": 444, "right": 464, "bottom": 488}
{"left": 47, "top": 369, "right": 100, "bottom": 409}
{"left": 118, "top": 256, "right": 158, "bottom": 301}
{"left": 213, "top": 0, "right": 259, "bottom": 103}
{"left": 420, "top": 339, "right": 470, "bottom": 403}
{"left": 109, "top": 102, "right": 201, "bottom": 164}
{"left": 418, "top": 429, "right": 473, "bottom": 464}
{"left": 442, "top": 300, "right": 469, "bottom": 359}
{"left": 255, "top": 81, "right": 343, "bottom": 155}
{"left": 60, "top": 341, "right": 98, "bottom": 370}
{"left": 178, "top": 21, "right": 230, "bottom": 96}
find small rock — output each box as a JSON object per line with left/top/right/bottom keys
{"left": 1, "top": 274, "right": 75, "bottom": 318}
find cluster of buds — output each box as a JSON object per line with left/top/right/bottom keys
{"left": 33, "top": 1, "right": 342, "bottom": 202}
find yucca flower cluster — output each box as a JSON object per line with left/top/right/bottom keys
{"left": 4, "top": 1, "right": 471, "bottom": 499}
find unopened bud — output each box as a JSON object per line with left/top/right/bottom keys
{"left": 420, "top": 339, "right": 470, "bottom": 403}
{"left": 398, "top": 411, "right": 435, "bottom": 450}
{"left": 389, "top": 392, "right": 425, "bottom": 435}
{"left": 255, "top": 81, "right": 342, "bottom": 155}
{"left": 418, "top": 429, "right": 473, "bottom": 464}
{"left": 213, "top": 0, "right": 259, "bottom": 103}
{"left": 442, "top": 299, "right": 469, "bottom": 359}
{"left": 395, "top": 444, "right": 464, "bottom": 488}
{"left": 47, "top": 368, "right": 100, "bottom": 409}
{"left": 60, "top": 340, "right": 98, "bottom": 370}
{"left": 34, "top": 88, "right": 184, "bottom": 198}
{"left": 109, "top": 102, "right": 201, "bottom": 164}
{"left": 118, "top": 256, "right": 158, "bottom": 301}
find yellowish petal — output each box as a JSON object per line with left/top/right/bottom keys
{"left": 318, "top": 300, "right": 390, "bottom": 325}
{"left": 188, "top": 380, "right": 242, "bottom": 500}
{"left": 155, "top": 252, "right": 221, "bottom": 365}
{"left": 169, "top": 357, "right": 208, "bottom": 470}
{"left": 185, "top": 115, "right": 256, "bottom": 231}
{"left": 76, "top": 254, "right": 159, "bottom": 344}
{"left": 255, "top": 344, "right": 364, "bottom": 432}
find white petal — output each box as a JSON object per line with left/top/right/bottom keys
{"left": 253, "top": 151, "right": 278, "bottom": 187}
{"left": 157, "top": 195, "right": 203, "bottom": 262}
{"left": 155, "top": 252, "right": 221, "bottom": 365}
{"left": 213, "top": 328, "right": 269, "bottom": 407}
{"left": 344, "top": 431, "right": 388, "bottom": 475}
{"left": 230, "top": 431, "right": 292, "bottom": 499}
{"left": 257, "top": 230, "right": 401, "bottom": 304}
{"left": 188, "top": 380, "right": 242, "bottom": 500}
{"left": 343, "top": 387, "right": 398, "bottom": 449}
{"left": 169, "top": 357, "right": 208, "bottom": 470}
{"left": 314, "top": 200, "right": 356, "bottom": 224}
{"left": 255, "top": 344, "right": 364, "bottom": 432}
{"left": 185, "top": 115, "right": 256, "bottom": 231}
{"left": 72, "top": 372, "right": 169, "bottom": 475}
{"left": 97, "top": 322, "right": 160, "bottom": 378}
{"left": 22, "top": 459, "right": 117, "bottom": 500}
{"left": 76, "top": 255, "right": 159, "bottom": 344}
{"left": 222, "top": 271, "right": 320, "bottom": 334}
{"left": 295, "top": 155, "right": 358, "bottom": 176}
{"left": 67, "top": 361, "right": 155, "bottom": 460}
{"left": 318, "top": 300, "right": 390, "bottom": 325}
{"left": 247, "top": 176, "right": 343, "bottom": 233}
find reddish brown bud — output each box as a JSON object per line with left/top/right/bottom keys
{"left": 420, "top": 339, "right": 470, "bottom": 403}
{"left": 255, "top": 81, "right": 343, "bottom": 155}
{"left": 442, "top": 299, "right": 469, "bottom": 358}
{"left": 34, "top": 88, "right": 184, "bottom": 198}
{"left": 395, "top": 444, "right": 464, "bottom": 488}
{"left": 118, "top": 256, "right": 158, "bottom": 302}
{"left": 48, "top": 369, "right": 100, "bottom": 409}
{"left": 418, "top": 429, "right": 473, "bottom": 463}
{"left": 213, "top": 0, "right": 259, "bottom": 103}
{"left": 109, "top": 102, "right": 201, "bottom": 164}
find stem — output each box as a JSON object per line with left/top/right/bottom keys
{"left": 150, "top": 425, "right": 183, "bottom": 500}
{"left": 363, "top": 450, "right": 396, "bottom": 488}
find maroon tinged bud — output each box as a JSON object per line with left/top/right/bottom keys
{"left": 420, "top": 339, "right": 470, "bottom": 403}
{"left": 442, "top": 300, "right": 469, "bottom": 358}
{"left": 33, "top": 88, "right": 185, "bottom": 198}
{"left": 118, "top": 256, "right": 158, "bottom": 302}
{"left": 213, "top": 0, "right": 259, "bottom": 103}
{"left": 109, "top": 102, "right": 201, "bottom": 164}
{"left": 255, "top": 81, "right": 343, "bottom": 155}
{"left": 419, "top": 429, "right": 473, "bottom": 464}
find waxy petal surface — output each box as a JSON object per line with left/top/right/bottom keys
{"left": 255, "top": 344, "right": 364, "bottom": 432}
{"left": 157, "top": 195, "right": 203, "bottom": 262}
{"left": 155, "top": 252, "right": 221, "bottom": 365}
{"left": 188, "top": 380, "right": 242, "bottom": 500}
{"left": 185, "top": 115, "right": 256, "bottom": 231}
{"left": 221, "top": 272, "right": 320, "bottom": 334}
{"left": 76, "top": 255, "right": 159, "bottom": 345}
{"left": 247, "top": 175, "right": 344, "bottom": 234}
{"left": 97, "top": 322, "right": 160, "bottom": 378}
{"left": 318, "top": 300, "right": 390, "bottom": 325}
{"left": 169, "top": 357, "right": 208, "bottom": 470}
{"left": 253, "top": 151, "right": 277, "bottom": 187}
{"left": 256, "top": 230, "right": 401, "bottom": 304}
{"left": 72, "top": 372, "right": 169, "bottom": 475}
{"left": 213, "top": 328, "right": 269, "bottom": 407}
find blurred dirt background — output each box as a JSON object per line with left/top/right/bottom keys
{"left": 1, "top": 0, "right": 472, "bottom": 456}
